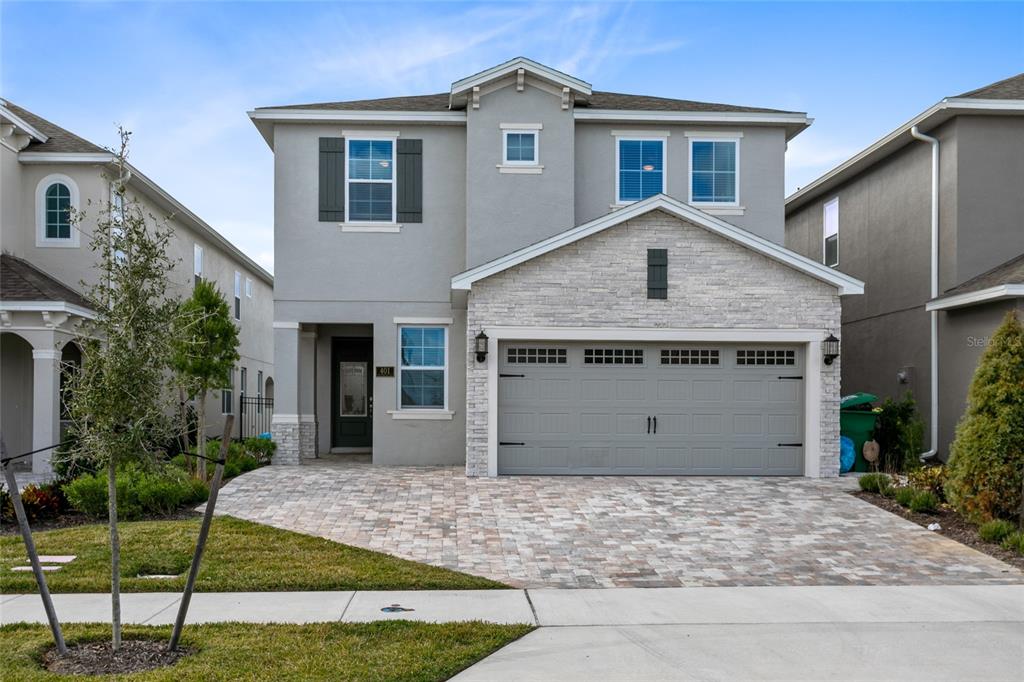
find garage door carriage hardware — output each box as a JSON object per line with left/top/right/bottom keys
{"left": 499, "top": 373, "right": 525, "bottom": 378}
{"left": 499, "top": 442, "right": 526, "bottom": 446}
{"left": 777, "top": 443, "right": 803, "bottom": 447}
{"left": 777, "top": 376, "right": 803, "bottom": 380}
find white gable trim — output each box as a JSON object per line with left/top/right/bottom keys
{"left": 451, "top": 194, "right": 865, "bottom": 295}
{"left": 926, "top": 284, "right": 1024, "bottom": 311}
{"left": 450, "top": 57, "right": 592, "bottom": 103}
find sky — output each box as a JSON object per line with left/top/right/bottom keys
{"left": 3, "top": 2, "right": 1022, "bottom": 274}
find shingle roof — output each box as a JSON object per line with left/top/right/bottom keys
{"left": 940, "top": 252, "right": 1024, "bottom": 298}
{"left": 954, "top": 73, "right": 1024, "bottom": 100}
{"left": 259, "top": 90, "right": 797, "bottom": 114}
{"left": 1, "top": 254, "right": 93, "bottom": 309}
{"left": 0, "top": 99, "right": 107, "bottom": 154}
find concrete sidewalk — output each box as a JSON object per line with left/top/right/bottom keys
{"left": 2, "top": 584, "right": 1021, "bottom": 627}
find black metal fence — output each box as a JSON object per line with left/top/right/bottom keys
{"left": 239, "top": 395, "right": 274, "bottom": 440}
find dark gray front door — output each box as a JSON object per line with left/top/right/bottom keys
{"left": 497, "top": 342, "right": 804, "bottom": 475}
{"left": 332, "top": 337, "right": 372, "bottom": 448}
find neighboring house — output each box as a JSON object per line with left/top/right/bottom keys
{"left": 785, "top": 74, "right": 1024, "bottom": 460}
{"left": 253, "top": 57, "right": 862, "bottom": 477}
{"left": 0, "top": 99, "right": 275, "bottom": 474}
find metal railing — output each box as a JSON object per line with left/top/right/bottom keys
{"left": 238, "top": 395, "right": 274, "bottom": 440}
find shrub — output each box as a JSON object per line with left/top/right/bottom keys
{"left": 908, "top": 465, "right": 947, "bottom": 501}
{"left": 63, "top": 464, "right": 208, "bottom": 520}
{"left": 894, "top": 487, "right": 916, "bottom": 508}
{"left": 872, "top": 394, "right": 925, "bottom": 474}
{"left": 946, "top": 311, "right": 1024, "bottom": 523}
{"left": 0, "top": 483, "right": 67, "bottom": 523}
{"left": 1002, "top": 531, "right": 1024, "bottom": 555}
{"left": 909, "top": 490, "right": 940, "bottom": 514}
{"left": 979, "top": 519, "right": 1016, "bottom": 544}
{"left": 858, "top": 473, "right": 891, "bottom": 493}
{"left": 243, "top": 437, "right": 276, "bottom": 466}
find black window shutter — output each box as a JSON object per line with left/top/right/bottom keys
{"left": 396, "top": 139, "right": 423, "bottom": 223}
{"left": 319, "top": 137, "right": 345, "bottom": 222}
{"left": 647, "top": 248, "right": 668, "bottom": 299}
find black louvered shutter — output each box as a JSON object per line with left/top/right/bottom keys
{"left": 319, "top": 137, "right": 345, "bottom": 222}
{"left": 396, "top": 139, "right": 423, "bottom": 223}
{"left": 647, "top": 248, "right": 668, "bottom": 299}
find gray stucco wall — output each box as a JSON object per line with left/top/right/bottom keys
{"left": 465, "top": 82, "right": 575, "bottom": 267}
{"left": 575, "top": 124, "right": 787, "bottom": 243}
{"left": 465, "top": 209, "right": 842, "bottom": 477}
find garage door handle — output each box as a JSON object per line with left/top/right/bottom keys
{"left": 777, "top": 442, "right": 803, "bottom": 447}
{"left": 647, "top": 416, "right": 651, "bottom": 434}
{"left": 777, "top": 376, "right": 803, "bottom": 380}
{"left": 499, "top": 373, "right": 525, "bottom": 378}
{"left": 499, "top": 441, "right": 525, "bottom": 446}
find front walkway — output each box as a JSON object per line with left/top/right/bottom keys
{"left": 213, "top": 464, "right": 1023, "bottom": 588}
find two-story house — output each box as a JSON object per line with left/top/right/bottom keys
{"left": 253, "top": 57, "right": 862, "bottom": 477}
{"left": 1, "top": 100, "right": 275, "bottom": 474}
{"left": 785, "top": 74, "right": 1024, "bottom": 461}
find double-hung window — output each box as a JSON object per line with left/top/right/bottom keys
{"left": 690, "top": 139, "right": 738, "bottom": 204}
{"left": 617, "top": 138, "right": 664, "bottom": 203}
{"left": 347, "top": 139, "right": 394, "bottom": 222}
{"left": 245, "top": 277, "right": 253, "bottom": 298}
{"left": 823, "top": 198, "right": 839, "bottom": 267}
{"left": 503, "top": 131, "right": 537, "bottom": 165}
{"left": 398, "top": 326, "right": 447, "bottom": 410}
{"left": 233, "top": 271, "right": 242, "bottom": 320}
{"left": 222, "top": 369, "right": 234, "bottom": 415}
{"left": 193, "top": 245, "right": 203, "bottom": 286}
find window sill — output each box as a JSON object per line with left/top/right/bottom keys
{"left": 339, "top": 223, "right": 402, "bottom": 233}
{"left": 387, "top": 410, "right": 455, "bottom": 420}
{"left": 36, "top": 239, "right": 80, "bottom": 248}
{"left": 497, "top": 164, "right": 543, "bottom": 174}
{"left": 693, "top": 204, "right": 745, "bottom": 216}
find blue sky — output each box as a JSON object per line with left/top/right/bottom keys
{"left": 3, "top": 2, "right": 1022, "bottom": 272}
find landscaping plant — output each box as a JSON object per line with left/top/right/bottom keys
{"left": 61, "top": 129, "right": 182, "bottom": 651}
{"left": 63, "top": 465, "right": 207, "bottom": 520}
{"left": 1002, "top": 531, "right": 1024, "bottom": 555}
{"left": 894, "top": 487, "right": 916, "bottom": 508}
{"left": 908, "top": 465, "right": 947, "bottom": 501}
{"left": 946, "top": 311, "right": 1024, "bottom": 525}
{"left": 872, "top": 393, "right": 925, "bottom": 474}
{"left": 978, "top": 519, "right": 1016, "bottom": 544}
{"left": 908, "top": 490, "right": 939, "bottom": 514}
{"left": 857, "top": 473, "right": 890, "bottom": 494}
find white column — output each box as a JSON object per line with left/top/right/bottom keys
{"left": 31, "top": 349, "right": 61, "bottom": 474}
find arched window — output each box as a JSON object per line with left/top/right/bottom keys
{"left": 45, "top": 183, "right": 72, "bottom": 239}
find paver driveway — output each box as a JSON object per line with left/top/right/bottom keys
{"left": 214, "top": 464, "right": 1022, "bottom": 588}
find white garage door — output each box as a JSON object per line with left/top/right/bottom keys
{"left": 497, "top": 342, "right": 804, "bottom": 475}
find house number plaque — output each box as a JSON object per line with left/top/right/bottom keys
{"left": 375, "top": 366, "right": 395, "bottom": 378}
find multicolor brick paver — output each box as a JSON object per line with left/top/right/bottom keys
{"left": 213, "top": 464, "right": 1023, "bottom": 588}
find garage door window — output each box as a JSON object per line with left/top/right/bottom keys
{"left": 661, "top": 349, "right": 719, "bottom": 365}
{"left": 507, "top": 347, "right": 567, "bottom": 364}
{"left": 584, "top": 348, "right": 644, "bottom": 365}
{"left": 399, "top": 326, "right": 447, "bottom": 409}
{"left": 736, "top": 349, "right": 795, "bottom": 366}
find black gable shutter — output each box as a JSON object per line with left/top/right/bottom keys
{"left": 396, "top": 139, "right": 423, "bottom": 223}
{"left": 319, "top": 137, "right": 345, "bottom": 222}
{"left": 647, "top": 248, "right": 668, "bottom": 299}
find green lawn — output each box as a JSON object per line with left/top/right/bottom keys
{"left": 1, "top": 516, "right": 505, "bottom": 593}
{"left": 1, "top": 621, "right": 533, "bottom": 681}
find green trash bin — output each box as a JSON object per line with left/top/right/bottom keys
{"left": 840, "top": 393, "right": 879, "bottom": 472}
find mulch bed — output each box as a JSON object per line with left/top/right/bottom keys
{"left": 853, "top": 490, "right": 1024, "bottom": 572}
{"left": 42, "top": 639, "right": 194, "bottom": 675}
{"left": 1, "top": 509, "right": 202, "bottom": 536}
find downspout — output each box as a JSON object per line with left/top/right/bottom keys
{"left": 910, "top": 125, "right": 939, "bottom": 460}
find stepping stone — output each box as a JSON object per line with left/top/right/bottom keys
{"left": 26, "top": 555, "right": 76, "bottom": 564}
{"left": 11, "top": 566, "right": 61, "bottom": 572}
{"left": 138, "top": 574, "right": 179, "bottom": 579}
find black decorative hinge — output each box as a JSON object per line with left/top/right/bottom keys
{"left": 499, "top": 373, "right": 526, "bottom": 378}
{"left": 777, "top": 376, "right": 804, "bottom": 380}
{"left": 499, "top": 441, "right": 525, "bottom": 446}
{"left": 777, "top": 442, "right": 803, "bottom": 447}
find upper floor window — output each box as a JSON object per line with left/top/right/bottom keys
{"left": 245, "top": 277, "right": 253, "bottom": 298}
{"left": 823, "top": 198, "right": 839, "bottom": 267}
{"left": 503, "top": 131, "right": 537, "bottom": 165}
{"left": 36, "top": 174, "right": 79, "bottom": 247}
{"left": 233, "top": 271, "right": 242, "bottom": 320}
{"left": 690, "top": 139, "right": 738, "bottom": 205}
{"left": 617, "top": 138, "right": 664, "bottom": 203}
{"left": 347, "top": 139, "right": 394, "bottom": 222}
{"left": 193, "top": 244, "right": 203, "bottom": 286}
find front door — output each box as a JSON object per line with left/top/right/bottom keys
{"left": 332, "top": 337, "right": 373, "bottom": 448}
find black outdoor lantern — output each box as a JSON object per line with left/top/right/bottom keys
{"left": 475, "top": 331, "right": 489, "bottom": 363}
{"left": 823, "top": 333, "right": 840, "bottom": 365}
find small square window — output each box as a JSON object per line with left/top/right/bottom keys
{"left": 503, "top": 131, "right": 538, "bottom": 165}
{"left": 245, "top": 277, "right": 253, "bottom": 298}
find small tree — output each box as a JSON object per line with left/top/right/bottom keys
{"left": 171, "top": 279, "right": 239, "bottom": 480}
{"left": 64, "top": 129, "right": 180, "bottom": 650}
{"left": 946, "top": 310, "right": 1024, "bottom": 525}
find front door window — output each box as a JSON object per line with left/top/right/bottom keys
{"left": 340, "top": 362, "right": 368, "bottom": 416}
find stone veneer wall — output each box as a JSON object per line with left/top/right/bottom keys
{"left": 465, "top": 209, "right": 843, "bottom": 477}
{"left": 271, "top": 416, "right": 316, "bottom": 465}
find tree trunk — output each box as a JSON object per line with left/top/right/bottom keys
{"left": 197, "top": 393, "right": 207, "bottom": 480}
{"left": 107, "top": 459, "right": 122, "bottom": 650}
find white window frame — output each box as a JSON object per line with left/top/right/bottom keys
{"left": 344, "top": 136, "right": 397, "bottom": 224}
{"left": 245, "top": 277, "right": 253, "bottom": 298}
{"left": 193, "top": 244, "right": 203, "bottom": 284}
{"left": 823, "top": 197, "right": 840, "bottom": 267}
{"left": 687, "top": 136, "right": 741, "bottom": 207}
{"left": 396, "top": 324, "right": 449, "bottom": 412}
{"left": 614, "top": 135, "right": 668, "bottom": 206}
{"left": 502, "top": 129, "right": 539, "bottom": 166}
{"left": 233, "top": 271, "right": 242, "bottom": 320}
{"left": 35, "top": 174, "right": 80, "bottom": 247}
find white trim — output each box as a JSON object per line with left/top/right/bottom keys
{"left": 499, "top": 122, "right": 543, "bottom": 130}
{"left": 249, "top": 110, "right": 466, "bottom": 123}
{"left": 397, "top": 323, "right": 450, "bottom": 412}
{"left": 0, "top": 301, "right": 96, "bottom": 319}
{"left": 393, "top": 316, "right": 454, "bottom": 324}
{"left": 32, "top": 349, "right": 62, "bottom": 360}
{"left": 610, "top": 129, "right": 671, "bottom": 137}
{"left": 272, "top": 413, "right": 302, "bottom": 423}
{"left": 0, "top": 103, "right": 49, "bottom": 143}
{"left": 577, "top": 109, "right": 811, "bottom": 140}
{"left": 342, "top": 129, "right": 400, "bottom": 137}
{"left": 451, "top": 194, "right": 865, "bottom": 295}
{"left": 703, "top": 206, "right": 745, "bottom": 216}
{"left": 688, "top": 136, "right": 741, "bottom": 207}
{"left": 481, "top": 326, "right": 828, "bottom": 478}
{"left": 614, "top": 135, "right": 667, "bottom": 205}
{"left": 450, "top": 57, "right": 592, "bottom": 101}
{"left": 684, "top": 130, "right": 744, "bottom": 138}
{"left": 823, "top": 197, "right": 839, "bottom": 267}
{"left": 345, "top": 136, "right": 398, "bottom": 225}
{"left": 35, "top": 174, "right": 81, "bottom": 248}
{"left": 501, "top": 129, "right": 539, "bottom": 167}
{"left": 19, "top": 152, "right": 115, "bottom": 164}
{"left": 273, "top": 321, "right": 301, "bottom": 329}
{"left": 926, "top": 284, "right": 1024, "bottom": 311}
{"left": 340, "top": 223, "right": 402, "bottom": 233}
{"left": 386, "top": 410, "right": 455, "bottom": 420}
{"left": 497, "top": 165, "right": 544, "bottom": 174}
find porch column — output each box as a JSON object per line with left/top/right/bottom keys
{"left": 298, "top": 329, "right": 318, "bottom": 457}
{"left": 31, "top": 349, "right": 61, "bottom": 474}
{"left": 270, "top": 323, "right": 302, "bottom": 465}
